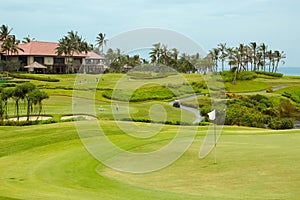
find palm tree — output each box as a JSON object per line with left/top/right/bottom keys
{"left": 0, "top": 24, "right": 12, "bottom": 41}
{"left": 249, "top": 42, "right": 258, "bottom": 71}
{"left": 56, "top": 31, "right": 92, "bottom": 73}
{"left": 237, "top": 44, "right": 247, "bottom": 71}
{"left": 1, "top": 35, "right": 24, "bottom": 61}
{"left": 226, "top": 47, "right": 236, "bottom": 70}
{"left": 96, "top": 33, "right": 108, "bottom": 55}
{"left": 266, "top": 50, "right": 274, "bottom": 72}
{"left": 149, "top": 43, "right": 161, "bottom": 65}
{"left": 244, "top": 45, "right": 251, "bottom": 71}
{"left": 22, "top": 35, "right": 36, "bottom": 43}
{"left": 273, "top": 50, "right": 286, "bottom": 72}
{"left": 218, "top": 43, "right": 227, "bottom": 71}
{"left": 209, "top": 48, "right": 220, "bottom": 72}
{"left": 260, "top": 43, "right": 268, "bottom": 71}
{"left": 231, "top": 66, "right": 238, "bottom": 85}
{"left": 159, "top": 44, "right": 168, "bottom": 65}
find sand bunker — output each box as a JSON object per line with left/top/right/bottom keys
{"left": 60, "top": 114, "right": 97, "bottom": 121}
{"left": 7, "top": 116, "right": 53, "bottom": 121}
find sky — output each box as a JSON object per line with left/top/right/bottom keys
{"left": 1, "top": 0, "right": 299, "bottom": 67}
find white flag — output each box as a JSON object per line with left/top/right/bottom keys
{"left": 208, "top": 109, "right": 216, "bottom": 121}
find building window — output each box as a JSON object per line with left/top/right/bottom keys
{"left": 74, "top": 58, "right": 82, "bottom": 64}
{"left": 34, "top": 57, "right": 44, "bottom": 64}
{"left": 54, "top": 58, "right": 64, "bottom": 64}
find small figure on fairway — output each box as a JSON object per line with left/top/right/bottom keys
{"left": 99, "top": 105, "right": 103, "bottom": 113}
{"left": 116, "top": 104, "right": 119, "bottom": 112}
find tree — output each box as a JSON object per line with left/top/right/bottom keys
{"left": 13, "top": 84, "right": 27, "bottom": 121}
{"left": 250, "top": 42, "right": 258, "bottom": 71}
{"left": 149, "top": 43, "right": 161, "bottom": 65}
{"left": 273, "top": 50, "right": 286, "bottom": 72}
{"left": 22, "top": 35, "right": 36, "bottom": 43}
{"left": 266, "top": 50, "right": 274, "bottom": 72}
{"left": 1, "top": 35, "right": 24, "bottom": 61}
{"left": 22, "top": 83, "right": 36, "bottom": 121}
{"left": 218, "top": 43, "right": 227, "bottom": 71}
{"left": 96, "top": 33, "right": 108, "bottom": 55}
{"left": 209, "top": 48, "right": 220, "bottom": 72}
{"left": 28, "top": 89, "right": 49, "bottom": 120}
{"left": 260, "top": 43, "right": 268, "bottom": 71}
{"left": 56, "top": 31, "right": 92, "bottom": 73}
{"left": 1, "top": 88, "right": 13, "bottom": 119}
{"left": 0, "top": 24, "right": 12, "bottom": 41}
{"left": 226, "top": 47, "right": 236, "bottom": 70}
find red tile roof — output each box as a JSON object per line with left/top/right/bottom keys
{"left": 86, "top": 51, "right": 105, "bottom": 59}
{"left": 7, "top": 41, "right": 86, "bottom": 57}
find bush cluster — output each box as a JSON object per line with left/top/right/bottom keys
{"left": 0, "top": 118, "right": 56, "bottom": 126}
{"left": 224, "top": 94, "right": 294, "bottom": 129}
{"left": 103, "top": 86, "right": 175, "bottom": 102}
{"left": 121, "top": 117, "right": 200, "bottom": 126}
{"left": 255, "top": 71, "right": 283, "bottom": 77}
{"left": 9, "top": 73, "right": 60, "bottom": 82}
{"left": 220, "top": 71, "right": 257, "bottom": 82}
{"left": 268, "top": 117, "right": 294, "bottom": 129}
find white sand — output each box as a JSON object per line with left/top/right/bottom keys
{"left": 6, "top": 116, "right": 52, "bottom": 121}
{"left": 60, "top": 114, "right": 97, "bottom": 121}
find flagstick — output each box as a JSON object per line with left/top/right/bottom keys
{"left": 214, "top": 120, "right": 217, "bottom": 164}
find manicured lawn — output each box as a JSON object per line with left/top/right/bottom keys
{"left": 1, "top": 73, "right": 300, "bottom": 199}
{"left": 0, "top": 122, "right": 299, "bottom": 199}
{"left": 224, "top": 80, "right": 271, "bottom": 93}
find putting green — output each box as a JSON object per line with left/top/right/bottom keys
{"left": 0, "top": 122, "right": 299, "bottom": 199}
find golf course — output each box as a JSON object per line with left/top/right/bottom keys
{"left": 0, "top": 72, "right": 299, "bottom": 199}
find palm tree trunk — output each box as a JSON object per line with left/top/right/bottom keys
{"left": 16, "top": 99, "right": 19, "bottom": 122}
{"left": 26, "top": 99, "right": 30, "bottom": 121}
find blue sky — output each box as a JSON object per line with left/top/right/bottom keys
{"left": 1, "top": 0, "right": 299, "bottom": 67}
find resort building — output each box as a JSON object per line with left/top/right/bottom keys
{"left": 1, "top": 41, "right": 107, "bottom": 74}
{"left": 79, "top": 51, "right": 108, "bottom": 74}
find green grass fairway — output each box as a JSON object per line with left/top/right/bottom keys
{"left": 0, "top": 122, "right": 299, "bottom": 199}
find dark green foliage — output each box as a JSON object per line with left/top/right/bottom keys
{"left": 279, "top": 99, "right": 295, "bottom": 117}
{"left": 268, "top": 117, "right": 294, "bottom": 129}
{"left": 200, "top": 105, "right": 212, "bottom": 122}
{"left": 225, "top": 95, "right": 294, "bottom": 129}
{"left": 282, "top": 90, "right": 300, "bottom": 103}
{"left": 9, "top": 73, "right": 60, "bottom": 82}
{"left": 225, "top": 104, "right": 266, "bottom": 128}
{"left": 255, "top": 71, "right": 283, "bottom": 77}
{"left": 191, "top": 81, "right": 207, "bottom": 93}
{"left": 221, "top": 71, "right": 257, "bottom": 82}
{"left": 103, "top": 86, "right": 175, "bottom": 102}
{"left": 0, "top": 82, "right": 49, "bottom": 124}
{"left": 0, "top": 118, "right": 56, "bottom": 126}
{"left": 121, "top": 117, "right": 193, "bottom": 126}
{"left": 0, "top": 60, "right": 21, "bottom": 72}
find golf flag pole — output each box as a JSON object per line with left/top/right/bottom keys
{"left": 208, "top": 109, "right": 217, "bottom": 164}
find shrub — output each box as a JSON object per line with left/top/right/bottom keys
{"left": 268, "top": 117, "right": 294, "bottom": 129}
{"left": 9, "top": 73, "right": 60, "bottom": 82}
{"left": 103, "top": 86, "right": 175, "bottom": 102}
{"left": 220, "top": 71, "right": 257, "bottom": 82}
{"left": 255, "top": 71, "right": 283, "bottom": 78}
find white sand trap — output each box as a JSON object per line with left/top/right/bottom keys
{"left": 7, "top": 116, "right": 53, "bottom": 121}
{"left": 61, "top": 114, "right": 97, "bottom": 121}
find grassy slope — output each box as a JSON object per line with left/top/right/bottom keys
{"left": 1, "top": 73, "right": 300, "bottom": 199}
{"left": 0, "top": 122, "right": 299, "bottom": 200}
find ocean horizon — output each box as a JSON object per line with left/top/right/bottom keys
{"left": 277, "top": 66, "right": 300, "bottom": 76}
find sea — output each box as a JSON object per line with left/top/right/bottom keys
{"left": 277, "top": 67, "right": 300, "bottom": 76}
